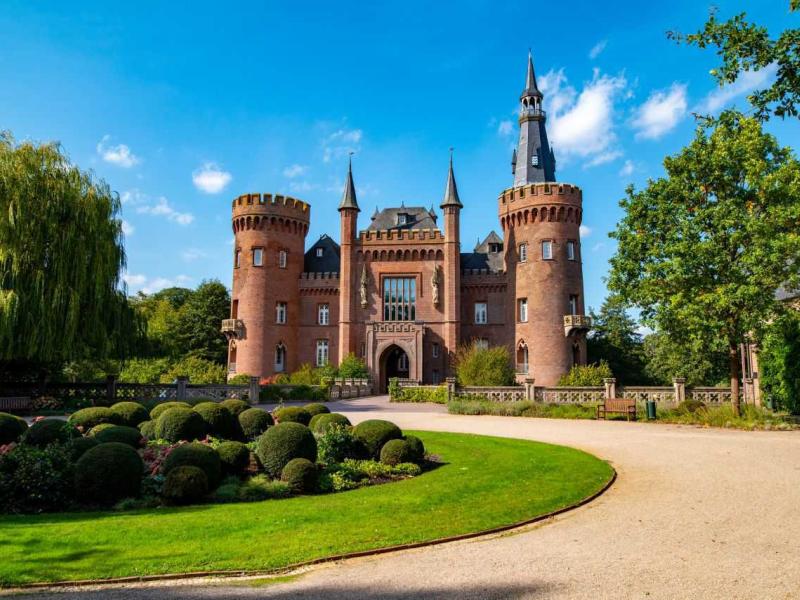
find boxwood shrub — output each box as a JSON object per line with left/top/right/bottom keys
{"left": 280, "top": 457, "right": 318, "bottom": 493}
{"left": 352, "top": 419, "right": 402, "bottom": 459}
{"left": 162, "top": 465, "right": 208, "bottom": 506}
{"left": 217, "top": 441, "right": 250, "bottom": 477}
{"left": 273, "top": 406, "right": 312, "bottom": 425}
{"left": 303, "top": 403, "right": 330, "bottom": 417}
{"left": 238, "top": 408, "right": 274, "bottom": 440}
{"left": 162, "top": 442, "right": 222, "bottom": 488}
{"left": 150, "top": 401, "right": 192, "bottom": 420}
{"left": 193, "top": 402, "right": 238, "bottom": 439}
{"left": 310, "top": 412, "right": 351, "bottom": 434}
{"left": 138, "top": 420, "right": 156, "bottom": 440}
{"left": 256, "top": 422, "right": 317, "bottom": 478}
{"left": 0, "top": 412, "right": 28, "bottom": 445}
{"left": 68, "top": 407, "right": 119, "bottom": 431}
{"left": 67, "top": 436, "right": 99, "bottom": 460}
{"left": 88, "top": 423, "right": 115, "bottom": 437}
{"left": 220, "top": 399, "right": 250, "bottom": 417}
{"left": 74, "top": 442, "right": 144, "bottom": 506}
{"left": 380, "top": 439, "right": 413, "bottom": 466}
{"left": 93, "top": 425, "right": 144, "bottom": 448}
{"left": 154, "top": 408, "right": 206, "bottom": 443}
{"left": 109, "top": 402, "right": 149, "bottom": 427}
{"left": 22, "top": 419, "right": 80, "bottom": 448}
{"left": 404, "top": 435, "right": 426, "bottom": 463}
{"left": 0, "top": 443, "right": 74, "bottom": 514}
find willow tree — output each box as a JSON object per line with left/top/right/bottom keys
{"left": 608, "top": 112, "right": 800, "bottom": 415}
{"left": 0, "top": 132, "right": 140, "bottom": 364}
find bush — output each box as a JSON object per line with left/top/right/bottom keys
{"left": 259, "top": 385, "right": 286, "bottom": 403}
{"left": 0, "top": 443, "right": 74, "bottom": 513}
{"left": 118, "top": 357, "right": 172, "bottom": 384}
{"left": 138, "top": 420, "right": 156, "bottom": 439}
{"left": 557, "top": 361, "right": 613, "bottom": 387}
{"left": 352, "top": 419, "right": 402, "bottom": 459}
{"left": 256, "top": 422, "right": 317, "bottom": 478}
{"left": 310, "top": 412, "right": 351, "bottom": 434}
{"left": 159, "top": 356, "right": 227, "bottom": 385}
{"left": 759, "top": 312, "right": 800, "bottom": 413}
{"left": 162, "top": 465, "right": 208, "bottom": 505}
{"left": 0, "top": 412, "right": 27, "bottom": 445}
{"left": 392, "top": 386, "right": 448, "bottom": 404}
{"left": 317, "top": 424, "right": 362, "bottom": 463}
{"left": 162, "top": 442, "right": 222, "bottom": 488}
{"left": 68, "top": 407, "right": 119, "bottom": 431}
{"left": 149, "top": 401, "right": 192, "bottom": 420}
{"left": 404, "top": 435, "right": 425, "bottom": 463}
{"left": 238, "top": 408, "right": 274, "bottom": 440}
{"left": 455, "top": 343, "right": 515, "bottom": 386}
{"left": 88, "top": 423, "right": 115, "bottom": 436}
{"left": 380, "top": 439, "right": 414, "bottom": 466}
{"left": 22, "top": 419, "right": 80, "bottom": 447}
{"left": 287, "top": 385, "right": 314, "bottom": 401}
{"left": 93, "top": 425, "right": 144, "bottom": 448}
{"left": 193, "top": 402, "right": 238, "bottom": 439}
{"left": 677, "top": 399, "right": 707, "bottom": 414}
{"left": 226, "top": 373, "right": 252, "bottom": 385}
{"left": 217, "top": 441, "right": 250, "bottom": 477}
{"left": 109, "top": 402, "right": 149, "bottom": 427}
{"left": 273, "top": 406, "right": 312, "bottom": 425}
{"left": 220, "top": 398, "right": 250, "bottom": 417}
{"left": 281, "top": 458, "right": 318, "bottom": 493}
{"left": 337, "top": 353, "right": 369, "bottom": 379}
{"left": 288, "top": 362, "right": 335, "bottom": 386}
{"left": 303, "top": 403, "right": 330, "bottom": 416}
{"left": 67, "top": 436, "right": 99, "bottom": 460}
{"left": 237, "top": 475, "right": 291, "bottom": 501}
{"left": 154, "top": 408, "right": 206, "bottom": 443}
{"left": 74, "top": 442, "right": 144, "bottom": 506}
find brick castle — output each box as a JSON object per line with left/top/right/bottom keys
{"left": 223, "top": 54, "right": 591, "bottom": 391}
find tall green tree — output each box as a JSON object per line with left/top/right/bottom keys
{"left": 172, "top": 280, "right": 230, "bottom": 364}
{"left": 642, "top": 332, "right": 728, "bottom": 388}
{"left": 587, "top": 297, "right": 649, "bottom": 384}
{"left": 608, "top": 112, "right": 800, "bottom": 414}
{"left": 0, "top": 133, "right": 140, "bottom": 363}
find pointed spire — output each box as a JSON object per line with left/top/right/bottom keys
{"left": 338, "top": 153, "right": 359, "bottom": 211}
{"left": 523, "top": 49, "right": 542, "bottom": 98}
{"left": 440, "top": 148, "right": 463, "bottom": 209}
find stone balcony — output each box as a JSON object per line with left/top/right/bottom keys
{"left": 563, "top": 314, "right": 592, "bottom": 337}
{"left": 221, "top": 318, "right": 244, "bottom": 341}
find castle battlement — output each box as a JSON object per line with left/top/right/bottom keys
{"left": 357, "top": 228, "right": 446, "bottom": 244}
{"left": 231, "top": 193, "right": 310, "bottom": 221}
{"left": 300, "top": 272, "right": 340, "bottom": 280}
{"left": 498, "top": 182, "right": 582, "bottom": 207}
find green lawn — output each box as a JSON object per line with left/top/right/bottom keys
{"left": 0, "top": 431, "right": 613, "bottom": 586}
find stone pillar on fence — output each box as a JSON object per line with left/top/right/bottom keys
{"left": 176, "top": 376, "right": 189, "bottom": 400}
{"left": 524, "top": 378, "right": 535, "bottom": 401}
{"left": 446, "top": 377, "right": 457, "bottom": 403}
{"left": 248, "top": 376, "right": 260, "bottom": 405}
{"left": 743, "top": 377, "right": 755, "bottom": 406}
{"left": 105, "top": 375, "right": 117, "bottom": 404}
{"left": 672, "top": 377, "right": 686, "bottom": 406}
{"left": 603, "top": 377, "right": 617, "bottom": 400}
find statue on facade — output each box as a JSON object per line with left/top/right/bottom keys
{"left": 360, "top": 264, "right": 368, "bottom": 308}
{"left": 431, "top": 265, "right": 441, "bottom": 307}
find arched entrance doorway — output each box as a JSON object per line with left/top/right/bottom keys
{"left": 380, "top": 344, "right": 410, "bottom": 393}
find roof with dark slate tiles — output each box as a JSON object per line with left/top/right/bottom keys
{"left": 304, "top": 234, "right": 340, "bottom": 273}
{"left": 366, "top": 206, "right": 439, "bottom": 231}
{"left": 461, "top": 231, "right": 505, "bottom": 273}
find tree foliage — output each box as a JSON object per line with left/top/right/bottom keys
{"left": 642, "top": 332, "right": 728, "bottom": 387}
{"left": 557, "top": 361, "right": 613, "bottom": 387}
{"left": 758, "top": 311, "right": 800, "bottom": 413}
{"left": 587, "top": 297, "right": 649, "bottom": 384}
{"left": 454, "top": 344, "right": 515, "bottom": 387}
{"left": 0, "top": 133, "right": 141, "bottom": 363}
{"left": 337, "top": 353, "right": 369, "bottom": 379}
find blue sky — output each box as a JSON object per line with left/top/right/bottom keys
{"left": 1, "top": 1, "right": 797, "bottom": 310}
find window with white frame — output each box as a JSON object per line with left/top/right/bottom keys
{"left": 274, "top": 343, "right": 286, "bottom": 372}
{"left": 474, "top": 302, "right": 488, "bottom": 324}
{"left": 432, "top": 343, "right": 440, "bottom": 358}
{"left": 316, "top": 247, "right": 324, "bottom": 257}
{"left": 569, "top": 294, "right": 579, "bottom": 316}
{"left": 316, "top": 340, "right": 329, "bottom": 366}
{"left": 567, "top": 240, "right": 576, "bottom": 261}
{"left": 252, "top": 247, "right": 263, "bottom": 267}
{"left": 542, "top": 240, "right": 553, "bottom": 260}
{"left": 318, "top": 303, "right": 329, "bottom": 325}
{"left": 519, "top": 243, "right": 528, "bottom": 263}
{"left": 276, "top": 302, "right": 287, "bottom": 324}
{"left": 279, "top": 250, "right": 287, "bottom": 269}
{"left": 518, "top": 298, "right": 528, "bottom": 322}
{"left": 235, "top": 249, "right": 241, "bottom": 268}
{"left": 397, "top": 213, "right": 408, "bottom": 225}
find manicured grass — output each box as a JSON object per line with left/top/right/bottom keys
{"left": 0, "top": 431, "right": 613, "bottom": 586}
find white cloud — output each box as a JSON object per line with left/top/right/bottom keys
{"left": 282, "top": 164, "right": 307, "bottom": 178}
{"left": 589, "top": 40, "right": 607, "bottom": 60}
{"left": 497, "top": 120, "right": 513, "bottom": 136}
{"left": 96, "top": 135, "right": 140, "bottom": 168}
{"left": 539, "top": 68, "right": 628, "bottom": 167}
{"left": 619, "top": 160, "right": 634, "bottom": 177}
{"left": 192, "top": 162, "right": 232, "bottom": 194}
{"left": 585, "top": 150, "right": 623, "bottom": 168}
{"left": 124, "top": 273, "right": 191, "bottom": 295}
{"left": 322, "top": 128, "right": 362, "bottom": 163}
{"left": 121, "top": 220, "right": 134, "bottom": 236}
{"left": 135, "top": 196, "right": 194, "bottom": 225}
{"left": 631, "top": 83, "right": 687, "bottom": 140}
{"left": 579, "top": 225, "right": 592, "bottom": 238}
{"left": 697, "top": 64, "right": 777, "bottom": 113}
{"left": 181, "top": 248, "right": 207, "bottom": 262}
{"left": 592, "top": 242, "right": 606, "bottom": 252}
{"left": 289, "top": 180, "right": 321, "bottom": 193}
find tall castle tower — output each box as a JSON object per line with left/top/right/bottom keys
{"left": 500, "top": 53, "right": 590, "bottom": 386}
{"left": 224, "top": 193, "right": 310, "bottom": 378}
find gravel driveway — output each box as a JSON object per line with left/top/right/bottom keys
{"left": 7, "top": 396, "right": 800, "bottom": 599}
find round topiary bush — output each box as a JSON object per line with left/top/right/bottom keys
{"left": 380, "top": 439, "right": 414, "bottom": 466}
{"left": 352, "top": 419, "right": 403, "bottom": 459}
{"left": 154, "top": 408, "right": 206, "bottom": 443}
{"left": 273, "top": 406, "right": 312, "bottom": 425}
{"left": 67, "top": 436, "right": 99, "bottom": 460}
{"left": 68, "top": 407, "right": 119, "bottom": 431}
{"left": 280, "top": 457, "right": 318, "bottom": 493}
{"left": 22, "top": 419, "right": 80, "bottom": 448}
{"left": 256, "top": 422, "right": 317, "bottom": 478}
{"left": 238, "top": 408, "right": 274, "bottom": 440}
{"left": 162, "top": 465, "right": 208, "bottom": 506}
{"left": 138, "top": 420, "right": 156, "bottom": 439}
{"left": 193, "top": 402, "right": 237, "bottom": 439}
{"left": 403, "top": 435, "right": 425, "bottom": 463}
{"left": 216, "top": 441, "right": 250, "bottom": 477}
{"left": 74, "top": 442, "right": 144, "bottom": 505}
{"left": 93, "top": 425, "right": 144, "bottom": 448}
{"left": 303, "top": 403, "right": 330, "bottom": 417}
{"left": 310, "top": 412, "right": 351, "bottom": 435}
{"left": 150, "top": 401, "right": 192, "bottom": 421}
{"left": 220, "top": 399, "right": 250, "bottom": 417}
{"left": 88, "top": 423, "right": 115, "bottom": 437}
{"left": 110, "top": 402, "right": 149, "bottom": 427}
{"left": 0, "top": 412, "right": 28, "bottom": 445}
{"left": 162, "top": 442, "right": 222, "bottom": 488}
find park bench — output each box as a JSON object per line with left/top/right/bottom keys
{"left": 0, "top": 397, "right": 32, "bottom": 415}
{"left": 597, "top": 398, "right": 636, "bottom": 421}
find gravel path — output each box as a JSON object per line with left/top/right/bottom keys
{"left": 8, "top": 397, "right": 800, "bottom": 599}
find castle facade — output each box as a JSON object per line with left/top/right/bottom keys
{"left": 223, "top": 55, "right": 591, "bottom": 390}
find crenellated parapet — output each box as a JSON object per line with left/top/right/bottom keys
{"left": 498, "top": 183, "right": 582, "bottom": 232}
{"left": 461, "top": 269, "right": 507, "bottom": 293}
{"left": 231, "top": 193, "right": 310, "bottom": 236}
{"left": 299, "top": 272, "right": 341, "bottom": 295}
{"left": 357, "top": 228, "right": 445, "bottom": 244}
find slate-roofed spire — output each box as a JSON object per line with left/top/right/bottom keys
{"left": 514, "top": 51, "right": 556, "bottom": 185}
{"left": 522, "top": 50, "right": 542, "bottom": 98}
{"left": 440, "top": 149, "right": 463, "bottom": 209}
{"left": 338, "top": 154, "right": 359, "bottom": 211}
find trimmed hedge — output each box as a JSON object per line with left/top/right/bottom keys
{"left": 303, "top": 403, "right": 330, "bottom": 417}
{"left": 150, "top": 401, "right": 192, "bottom": 420}
{"left": 162, "top": 442, "right": 222, "bottom": 488}
{"left": 154, "top": 408, "right": 206, "bottom": 443}
{"left": 193, "top": 402, "right": 238, "bottom": 439}
{"left": 220, "top": 399, "right": 250, "bottom": 417}
{"left": 93, "top": 425, "right": 144, "bottom": 448}
{"left": 138, "top": 420, "right": 156, "bottom": 440}
{"left": 310, "top": 412, "right": 351, "bottom": 434}
{"left": 162, "top": 465, "right": 208, "bottom": 506}
{"left": 217, "top": 441, "right": 250, "bottom": 477}
{"left": 22, "top": 419, "right": 80, "bottom": 448}
{"left": 273, "top": 406, "right": 311, "bottom": 425}
{"left": 238, "top": 408, "right": 274, "bottom": 440}
{"left": 0, "top": 412, "right": 28, "bottom": 445}
{"left": 88, "top": 423, "right": 115, "bottom": 437}
{"left": 280, "top": 457, "right": 318, "bottom": 493}
{"left": 256, "top": 422, "right": 317, "bottom": 478}
{"left": 380, "top": 439, "right": 413, "bottom": 466}
{"left": 352, "top": 419, "right": 402, "bottom": 459}
{"left": 404, "top": 435, "right": 426, "bottom": 463}
{"left": 109, "top": 402, "right": 149, "bottom": 427}
{"left": 68, "top": 407, "right": 119, "bottom": 431}
{"left": 67, "top": 436, "right": 99, "bottom": 460}
{"left": 74, "top": 442, "right": 144, "bottom": 506}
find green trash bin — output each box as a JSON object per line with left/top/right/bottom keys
{"left": 646, "top": 400, "right": 657, "bottom": 420}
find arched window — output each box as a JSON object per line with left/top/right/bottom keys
{"left": 516, "top": 342, "right": 529, "bottom": 374}
{"left": 275, "top": 343, "right": 286, "bottom": 372}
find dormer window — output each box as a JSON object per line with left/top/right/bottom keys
{"left": 489, "top": 243, "right": 501, "bottom": 253}
{"left": 316, "top": 247, "right": 324, "bottom": 258}
{"left": 531, "top": 153, "right": 539, "bottom": 167}
{"left": 397, "top": 213, "right": 408, "bottom": 226}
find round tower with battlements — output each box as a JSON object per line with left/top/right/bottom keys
{"left": 225, "top": 193, "right": 310, "bottom": 379}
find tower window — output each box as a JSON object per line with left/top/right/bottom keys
{"left": 531, "top": 154, "right": 539, "bottom": 167}
{"left": 567, "top": 241, "right": 576, "bottom": 261}
{"left": 383, "top": 277, "right": 416, "bottom": 321}
{"left": 474, "top": 302, "right": 488, "bottom": 324}
{"left": 316, "top": 247, "right": 324, "bottom": 257}
{"left": 569, "top": 295, "right": 579, "bottom": 316}
{"left": 519, "top": 243, "right": 528, "bottom": 263}
{"left": 518, "top": 298, "right": 528, "bottom": 323}
{"left": 279, "top": 250, "right": 287, "bottom": 269}
{"left": 276, "top": 302, "right": 287, "bottom": 324}
{"left": 542, "top": 240, "right": 553, "bottom": 260}
{"left": 235, "top": 250, "right": 241, "bottom": 268}
{"left": 316, "top": 340, "right": 329, "bottom": 367}
{"left": 432, "top": 343, "right": 440, "bottom": 358}
{"left": 252, "top": 248, "right": 263, "bottom": 267}
{"left": 318, "top": 303, "right": 329, "bottom": 325}
{"left": 275, "top": 343, "right": 286, "bottom": 372}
